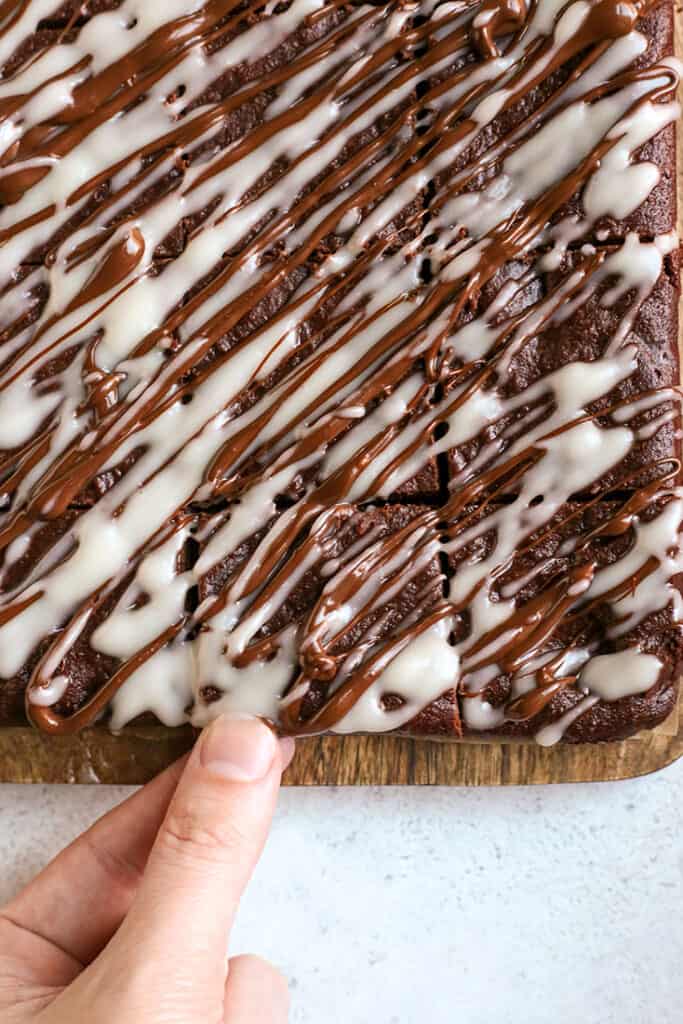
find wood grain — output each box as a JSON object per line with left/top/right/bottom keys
{"left": 0, "top": 12, "right": 682, "bottom": 788}
{"left": 0, "top": 722, "right": 681, "bottom": 785}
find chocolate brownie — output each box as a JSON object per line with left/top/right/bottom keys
{"left": 443, "top": 242, "right": 681, "bottom": 494}
{"left": 424, "top": 0, "right": 678, "bottom": 239}
{"left": 0, "top": 0, "right": 680, "bottom": 748}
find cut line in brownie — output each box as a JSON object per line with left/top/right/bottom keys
{"left": 0, "top": 0, "right": 679, "bottom": 747}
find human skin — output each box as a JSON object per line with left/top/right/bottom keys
{"left": 0, "top": 716, "right": 294, "bottom": 1023}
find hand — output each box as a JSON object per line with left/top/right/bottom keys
{"left": 0, "top": 715, "right": 294, "bottom": 1023}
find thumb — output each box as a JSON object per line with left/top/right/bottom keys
{"left": 105, "top": 715, "right": 293, "bottom": 1016}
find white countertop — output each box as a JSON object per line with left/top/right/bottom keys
{"left": 2, "top": 756, "right": 682, "bottom": 1024}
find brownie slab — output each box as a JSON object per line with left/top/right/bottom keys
{"left": 0, "top": 0, "right": 679, "bottom": 748}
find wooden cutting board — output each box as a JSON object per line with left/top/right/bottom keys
{"left": 0, "top": 716, "right": 681, "bottom": 785}
{"left": 0, "top": 13, "right": 682, "bottom": 789}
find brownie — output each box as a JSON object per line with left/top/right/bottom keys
{"left": 424, "top": 1, "right": 678, "bottom": 239}
{"left": 447, "top": 497, "right": 683, "bottom": 742}
{"left": 443, "top": 242, "right": 681, "bottom": 494}
{"left": 0, "top": 0, "right": 679, "bottom": 748}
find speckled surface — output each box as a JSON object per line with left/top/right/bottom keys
{"left": 1, "top": 757, "right": 683, "bottom": 1024}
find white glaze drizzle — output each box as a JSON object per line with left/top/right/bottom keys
{"left": 0, "top": 0, "right": 675, "bottom": 745}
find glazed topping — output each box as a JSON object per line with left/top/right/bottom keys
{"left": 0, "top": 0, "right": 679, "bottom": 744}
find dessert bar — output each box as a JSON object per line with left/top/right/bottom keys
{"left": 0, "top": 0, "right": 680, "bottom": 746}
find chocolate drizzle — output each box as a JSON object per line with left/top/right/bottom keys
{"left": 0, "top": 0, "right": 677, "bottom": 743}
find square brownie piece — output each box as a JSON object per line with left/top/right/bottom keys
{"left": 442, "top": 240, "right": 680, "bottom": 496}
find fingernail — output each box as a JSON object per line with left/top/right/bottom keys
{"left": 200, "top": 714, "right": 278, "bottom": 782}
{"left": 279, "top": 736, "right": 296, "bottom": 772}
